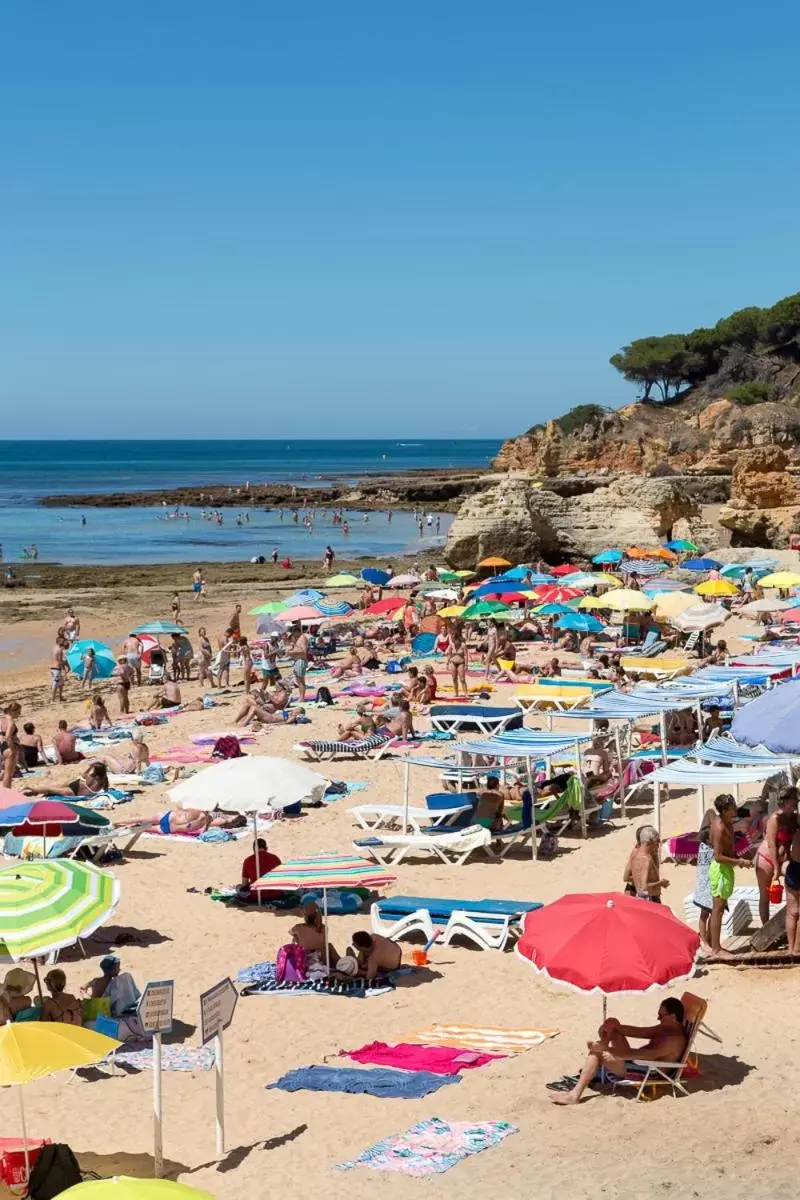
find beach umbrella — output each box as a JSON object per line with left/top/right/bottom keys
{"left": 532, "top": 586, "right": 583, "bottom": 605}
{"left": 777, "top": 608, "right": 800, "bottom": 624}
{"left": 437, "top": 570, "right": 473, "bottom": 582}
{"left": 276, "top": 605, "right": 327, "bottom": 623}
{"left": 438, "top": 605, "right": 467, "bottom": 618}
{"left": 253, "top": 854, "right": 396, "bottom": 963}
{"left": 516, "top": 893, "right": 700, "bottom": 1014}
{"left": 65, "top": 640, "right": 116, "bottom": 680}
{"left": 682, "top": 557, "right": 723, "bottom": 572}
{"left": 365, "top": 597, "right": 408, "bottom": 616}
{"left": 0, "top": 799, "right": 109, "bottom": 849}
{"left": 671, "top": 603, "right": 728, "bottom": 632}
{"left": 741, "top": 598, "right": 796, "bottom": 614}
{"left": 130, "top": 621, "right": 188, "bottom": 636}
{"left": 461, "top": 601, "right": 508, "bottom": 620}
{"left": 664, "top": 540, "right": 698, "bottom": 553}
{"left": 421, "top": 588, "right": 459, "bottom": 601}
{"left": 284, "top": 589, "right": 326, "bottom": 607}
{"left": 132, "top": 633, "right": 161, "bottom": 665}
{"left": 480, "top": 590, "right": 528, "bottom": 604}
{"left": 592, "top": 549, "right": 623, "bottom": 564}
{"left": 732, "top": 677, "right": 800, "bottom": 754}
{"left": 720, "top": 560, "right": 777, "bottom": 578}
{"left": 496, "top": 566, "right": 533, "bottom": 581}
{"left": 694, "top": 579, "right": 738, "bottom": 597}
{"left": 652, "top": 591, "right": 697, "bottom": 620}
{"left": 0, "top": 859, "right": 120, "bottom": 962}
{"left": 361, "top": 568, "right": 391, "bottom": 587}
{"left": 550, "top": 564, "right": 579, "bottom": 577}
{"left": 757, "top": 571, "right": 800, "bottom": 589}
{"left": 478, "top": 557, "right": 511, "bottom": 569}
{"left": 642, "top": 579, "right": 691, "bottom": 595}
{"left": 314, "top": 599, "right": 352, "bottom": 617}
{"left": 555, "top": 613, "right": 606, "bottom": 633}
{"left": 619, "top": 559, "right": 667, "bottom": 578}
{"left": 60, "top": 1182, "right": 215, "bottom": 1200}
{"left": 558, "top": 572, "right": 620, "bottom": 591}
{"left": 577, "top": 594, "right": 608, "bottom": 610}
{"left": 325, "top": 574, "right": 361, "bottom": 588}
{"left": 533, "top": 603, "right": 576, "bottom": 617}
{"left": 473, "top": 580, "right": 531, "bottom": 597}
{"left": 255, "top": 615, "right": 284, "bottom": 637}
{"left": 248, "top": 600, "right": 289, "bottom": 616}
{"left": 601, "top": 589, "right": 654, "bottom": 612}
{"left": 386, "top": 573, "right": 421, "bottom": 588}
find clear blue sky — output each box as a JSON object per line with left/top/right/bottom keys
{"left": 3, "top": 1, "right": 800, "bottom": 438}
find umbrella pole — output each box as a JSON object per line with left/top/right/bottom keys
{"left": 602, "top": 995, "right": 607, "bottom": 1023}
{"left": 653, "top": 782, "right": 660, "bottom": 835}
{"left": 32, "top": 958, "right": 45, "bottom": 1007}
{"left": 18, "top": 1087, "right": 30, "bottom": 1186}
{"left": 614, "top": 728, "right": 625, "bottom": 817}
{"left": 659, "top": 713, "right": 668, "bottom": 766}
{"left": 323, "top": 887, "right": 330, "bottom": 971}
{"left": 253, "top": 813, "right": 261, "bottom": 907}
{"left": 402, "top": 758, "right": 410, "bottom": 835}
{"left": 527, "top": 762, "right": 537, "bottom": 861}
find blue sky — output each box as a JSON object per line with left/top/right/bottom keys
{"left": 2, "top": 1, "right": 800, "bottom": 438}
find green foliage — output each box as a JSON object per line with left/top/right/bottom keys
{"left": 729, "top": 381, "right": 771, "bottom": 406}
{"left": 760, "top": 292, "right": 800, "bottom": 344}
{"left": 609, "top": 335, "right": 697, "bottom": 402}
{"left": 714, "top": 307, "right": 762, "bottom": 351}
{"left": 554, "top": 404, "right": 607, "bottom": 435}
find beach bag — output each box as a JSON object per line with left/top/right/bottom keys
{"left": 315, "top": 686, "right": 334, "bottom": 706}
{"left": 211, "top": 736, "right": 244, "bottom": 760}
{"left": 82, "top": 997, "right": 111, "bottom": 1023}
{"left": 386, "top": 660, "right": 403, "bottom": 674}
{"left": 27, "top": 1144, "right": 81, "bottom": 1200}
{"left": 539, "top": 830, "right": 559, "bottom": 859}
{"left": 276, "top": 944, "right": 308, "bottom": 983}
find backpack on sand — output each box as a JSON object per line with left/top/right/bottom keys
{"left": 276, "top": 943, "right": 308, "bottom": 983}
{"left": 28, "top": 1144, "right": 82, "bottom": 1200}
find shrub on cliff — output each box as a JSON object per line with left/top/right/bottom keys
{"left": 730, "top": 381, "right": 772, "bottom": 406}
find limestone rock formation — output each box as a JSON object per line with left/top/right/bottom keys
{"left": 718, "top": 448, "right": 800, "bottom": 546}
{"left": 444, "top": 474, "right": 709, "bottom": 568}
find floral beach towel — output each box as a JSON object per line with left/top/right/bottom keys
{"left": 337, "top": 1117, "right": 518, "bottom": 1177}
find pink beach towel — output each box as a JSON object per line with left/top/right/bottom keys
{"left": 341, "top": 1041, "right": 505, "bottom": 1075}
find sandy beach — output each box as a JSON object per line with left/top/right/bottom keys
{"left": 1, "top": 568, "right": 797, "bottom": 1200}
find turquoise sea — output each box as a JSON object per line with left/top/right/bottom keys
{"left": 0, "top": 439, "right": 500, "bottom": 565}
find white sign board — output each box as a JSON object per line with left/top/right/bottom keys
{"left": 138, "top": 979, "right": 174, "bottom": 1035}
{"left": 200, "top": 977, "right": 238, "bottom": 1046}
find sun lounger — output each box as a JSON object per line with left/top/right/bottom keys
{"left": 489, "top": 785, "right": 580, "bottom": 859}
{"left": 294, "top": 733, "right": 397, "bottom": 761}
{"left": 349, "top": 802, "right": 474, "bottom": 832}
{"left": 64, "top": 823, "right": 150, "bottom": 863}
{"left": 605, "top": 992, "right": 715, "bottom": 1099}
{"left": 428, "top": 705, "right": 523, "bottom": 735}
{"left": 512, "top": 684, "right": 599, "bottom": 714}
{"left": 619, "top": 655, "right": 692, "bottom": 679}
{"left": 370, "top": 895, "right": 543, "bottom": 945}
{"left": 354, "top": 824, "right": 493, "bottom": 866}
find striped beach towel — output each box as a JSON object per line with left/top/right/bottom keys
{"left": 409, "top": 1023, "right": 559, "bottom": 1055}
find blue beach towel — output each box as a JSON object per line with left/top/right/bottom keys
{"left": 268, "top": 1065, "right": 460, "bottom": 1099}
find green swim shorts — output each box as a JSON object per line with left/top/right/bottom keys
{"left": 708, "top": 860, "right": 734, "bottom": 900}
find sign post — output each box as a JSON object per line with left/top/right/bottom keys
{"left": 137, "top": 979, "right": 175, "bottom": 1178}
{"left": 200, "top": 977, "right": 238, "bottom": 1156}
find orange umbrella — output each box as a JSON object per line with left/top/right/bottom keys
{"left": 478, "top": 556, "right": 512, "bottom": 568}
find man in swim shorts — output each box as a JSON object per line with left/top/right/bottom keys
{"left": 290, "top": 624, "right": 309, "bottom": 702}
{"left": 709, "top": 792, "right": 753, "bottom": 956}
{"left": 50, "top": 635, "right": 68, "bottom": 702}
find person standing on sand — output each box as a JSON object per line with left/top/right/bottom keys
{"left": 229, "top": 603, "right": 242, "bottom": 637}
{"left": 217, "top": 629, "right": 235, "bottom": 688}
{"left": 113, "top": 657, "right": 133, "bottom": 715}
{"left": 171, "top": 592, "right": 182, "bottom": 624}
{"left": 50, "top": 635, "right": 68, "bottom": 702}
{"left": 708, "top": 793, "right": 753, "bottom": 956}
{"left": 197, "top": 627, "right": 216, "bottom": 688}
{"left": 289, "top": 623, "right": 309, "bottom": 702}
{"left": 240, "top": 636, "right": 253, "bottom": 694}
{"left": 81, "top": 647, "right": 97, "bottom": 691}
{"left": 1, "top": 702, "right": 21, "bottom": 789}
{"left": 64, "top": 608, "right": 80, "bottom": 643}
{"left": 124, "top": 633, "right": 143, "bottom": 686}
{"left": 192, "top": 568, "right": 203, "bottom": 600}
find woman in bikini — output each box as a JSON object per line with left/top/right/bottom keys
{"left": 754, "top": 786, "right": 799, "bottom": 925}
{"left": 446, "top": 620, "right": 468, "bottom": 696}
{"left": 42, "top": 969, "right": 83, "bottom": 1025}
{"left": 783, "top": 822, "right": 800, "bottom": 954}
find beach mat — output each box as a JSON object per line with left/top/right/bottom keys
{"left": 242, "top": 976, "right": 395, "bottom": 998}
{"left": 408, "top": 1023, "right": 560, "bottom": 1055}
{"left": 268, "top": 1065, "right": 460, "bottom": 1099}
{"left": 341, "top": 1041, "right": 504, "bottom": 1074}
{"left": 337, "top": 1117, "right": 518, "bottom": 1176}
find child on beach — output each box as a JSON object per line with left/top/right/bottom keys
{"left": 81, "top": 646, "right": 97, "bottom": 690}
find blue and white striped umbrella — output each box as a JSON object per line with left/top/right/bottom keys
{"left": 619, "top": 559, "right": 667, "bottom": 578}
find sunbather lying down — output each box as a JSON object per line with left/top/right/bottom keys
{"left": 145, "top": 808, "right": 247, "bottom": 835}
{"left": 549, "top": 998, "right": 686, "bottom": 1105}
{"left": 234, "top": 693, "right": 305, "bottom": 727}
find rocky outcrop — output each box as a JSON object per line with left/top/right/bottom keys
{"left": 718, "top": 448, "right": 800, "bottom": 546}
{"left": 444, "top": 473, "right": 713, "bottom": 568}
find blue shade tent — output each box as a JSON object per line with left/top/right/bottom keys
{"left": 361, "top": 568, "right": 391, "bottom": 586}
{"left": 643, "top": 758, "right": 785, "bottom": 828}
{"left": 688, "top": 733, "right": 800, "bottom": 768}
{"left": 682, "top": 558, "right": 722, "bottom": 571}
{"left": 66, "top": 639, "right": 116, "bottom": 679}
{"left": 131, "top": 621, "right": 188, "bottom": 635}
{"left": 555, "top": 613, "right": 605, "bottom": 633}
{"left": 592, "top": 550, "right": 622, "bottom": 564}
{"left": 731, "top": 677, "right": 800, "bottom": 754}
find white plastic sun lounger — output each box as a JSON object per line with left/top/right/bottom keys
{"left": 349, "top": 803, "right": 473, "bottom": 832}
{"left": 354, "top": 824, "right": 493, "bottom": 866}
{"left": 64, "top": 822, "right": 150, "bottom": 862}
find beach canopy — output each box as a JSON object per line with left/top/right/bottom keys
{"left": 694, "top": 579, "right": 738, "bottom": 596}
{"left": 682, "top": 557, "right": 722, "bottom": 571}
{"left": 592, "top": 549, "right": 622, "bottom": 564}
{"left": 361, "top": 567, "right": 391, "bottom": 586}
{"left": 130, "top": 621, "right": 188, "bottom": 635}
{"left": 364, "top": 597, "right": 407, "bottom": 616}
{"left": 645, "top": 759, "right": 783, "bottom": 786}
{"left": 0, "top": 860, "right": 120, "bottom": 961}
{"left": 688, "top": 734, "right": 800, "bottom": 768}
{"left": 169, "top": 756, "right": 328, "bottom": 814}
{"left": 252, "top": 854, "right": 396, "bottom": 893}
{"left": 60, "top": 1181, "right": 215, "bottom": 1200}
{"left": 478, "top": 557, "right": 511, "bottom": 568}
{"left": 65, "top": 640, "right": 116, "bottom": 680}
{"left": 516, "top": 892, "right": 700, "bottom": 997}
{"left": 555, "top": 613, "right": 605, "bottom": 633}
{"left": 325, "top": 574, "right": 361, "bottom": 588}
{"left": 757, "top": 571, "right": 800, "bottom": 589}
{"left": 248, "top": 601, "right": 288, "bottom": 616}
{"left": 731, "top": 678, "right": 800, "bottom": 754}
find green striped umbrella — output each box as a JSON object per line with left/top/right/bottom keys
{"left": 0, "top": 860, "right": 120, "bottom": 961}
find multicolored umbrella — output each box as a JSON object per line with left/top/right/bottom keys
{"left": 0, "top": 860, "right": 120, "bottom": 961}
{"left": 461, "top": 600, "right": 509, "bottom": 619}
{"left": 130, "top": 621, "right": 188, "bottom": 635}
{"left": 532, "top": 586, "right": 583, "bottom": 605}
{"left": 65, "top": 640, "right": 116, "bottom": 680}
{"left": 516, "top": 892, "right": 700, "bottom": 1002}
{"left": 253, "top": 854, "right": 396, "bottom": 892}
{"left": 0, "top": 798, "right": 110, "bottom": 838}
{"left": 664, "top": 540, "right": 698, "bottom": 552}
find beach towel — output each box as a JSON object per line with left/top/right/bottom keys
{"left": 242, "top": 973, "right": 395, "bottom": 999}
{"left": 337, "top": 1117, "right": 518, "bottom": 1176}
{"left": 342, "top": 1042, "right": 505, "bottom": 1074}
{"left": 409, "top": 1023, "right": 560, "bottom": 1055}
{"left": 268, "top": 1066, "right": 460, "bottom": 1099}
{"left": 115, "top": 1044, "right": 215, "bottom": 1072}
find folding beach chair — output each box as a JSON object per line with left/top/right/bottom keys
{"left": 606, "top": 992, "right": 718, "bottom": 1100}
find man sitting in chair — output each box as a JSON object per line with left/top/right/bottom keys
{"left": 549, "top": 997, "right": 686, "bottom": 1106}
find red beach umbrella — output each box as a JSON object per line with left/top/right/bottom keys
{"left": 532, "top": 586, "right": 582, "bottom": 605}
{"left": 550, "top": 564, "right": 580, "bottom": 576}
{"left": 516, "top": 892, "right": 700, "bottom": 1000}
{"left": 364, "top": 597, "right": 408, "bottom": 616}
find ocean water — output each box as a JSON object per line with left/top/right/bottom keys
{"left": 0, "top": 439, "right": 498, "bottom": 564}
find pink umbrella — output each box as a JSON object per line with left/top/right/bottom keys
{"left": 276, "top": 605, "right": 326, "bottom": 623}
{"left": 387, "top": 573, "right": 420, "bottom": 588}
{"left": 777, "top": 608, "right": 800, "bottom": 624}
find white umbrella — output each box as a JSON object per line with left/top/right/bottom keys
{"left": 740, "top": 598, "right": 796, "bottom": 614}
{"left": 671, "top": 603, "right": 728, "bottom": 632}
{"left": 387, "top": 573, "right": 420, "bottom": 588}
{"left": 424, "top": 588, "right": 459, "bottom": 600}
{"left": 169, "top": 757, "right": 328, "bottom": 902}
